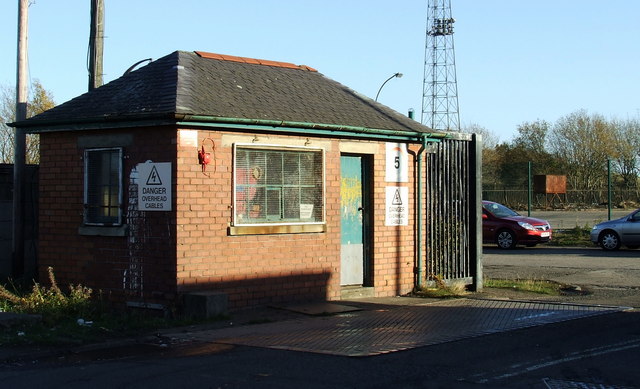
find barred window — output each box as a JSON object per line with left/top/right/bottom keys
{"left": 234, "top": 145, "right": 324, "bottom": 226}
{"left": 84, "top": 148, "right": 123, "bottom": 225}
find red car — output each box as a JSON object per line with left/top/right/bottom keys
{"left": 482, "top": 201, "right": 552, "bottom": 249}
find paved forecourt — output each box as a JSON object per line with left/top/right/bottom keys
{"left": 180, "top": 298, "right": 628, "bottom": 357}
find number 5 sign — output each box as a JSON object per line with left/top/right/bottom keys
{"left": 385, "top": 143, "right": 408, "bottom": 182}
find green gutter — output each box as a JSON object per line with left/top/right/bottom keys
{"left": 176, "top": 115, "right": 447, "bottom": 143}
{"left": 9, "top": 114, "right": 178, "bottom": 132}
{"left": 13, "top": 113, "right": 448, "bottom": 143}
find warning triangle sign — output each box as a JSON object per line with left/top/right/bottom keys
{"left": 392, "top": 188, "right": 403, "bottom": 205}
{"left": 146, "top": 166, "right": 163, "bottom": 185}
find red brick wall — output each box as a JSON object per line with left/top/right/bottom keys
{"left": 38, "top": 128, "right": 178, "bottom": 304}
{"left": 175, "top": 131, "right": 340, "bottom": 308}
{"left": 175, "top": 130, "right": 424, "bottom": 308}
{"left": 38, "top": 126, "right": 425, "bottom": 309}
{"left": 38, "top": 131, "right": 85, "bottom": 284}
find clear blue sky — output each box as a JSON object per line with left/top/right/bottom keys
{"left": 2, "top": 0, "right": 639, "bottom": 142}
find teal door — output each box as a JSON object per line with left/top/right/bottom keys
{"left": 340, "top": 155, "right": 370, "bottom": 286}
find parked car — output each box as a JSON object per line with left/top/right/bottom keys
{"left": 590, "top": 209, "right": 640, "bottom": 251}
{"left": 482, "top": 200, "right": 552, "bottom": 249}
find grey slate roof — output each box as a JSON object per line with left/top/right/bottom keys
{"left": 14, "top": 51, "right": 436, "bottom": 134}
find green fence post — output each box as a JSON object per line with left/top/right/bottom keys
{"left": 527, "top": 161, "right": 532, "bottom": 217}
{"left": 608, "top": 159, "right": 612, "bottom": 220}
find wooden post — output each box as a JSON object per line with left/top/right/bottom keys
{"left": 88, "top": 0, "right": 104, "bottom": 90}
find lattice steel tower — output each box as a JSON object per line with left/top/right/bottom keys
{"left": 422, "top": 0, "right": 460, "bottom": 131}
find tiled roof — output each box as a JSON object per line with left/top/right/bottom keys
{"left": 15, "top": 51, "right": 435, "bottom": 134}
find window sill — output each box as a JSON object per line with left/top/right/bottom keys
{"left": 78, "top": 224, "right": 129, "bottom": 237}
{"left": 228, "top": 223, "right": 325, "bottom": 236}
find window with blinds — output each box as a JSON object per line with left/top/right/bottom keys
{"left": 234, "top": 145, "right": 324, "bottom": 225}
{"left": 84, "top": 148, "right": 123, "bottom": 225}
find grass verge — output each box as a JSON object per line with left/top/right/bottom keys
{"left": 484, "top": 278, "right": 561, "bottom": 295}
{"left": 547, "top": 226, "right": 592, "bottom": 247}
{"left": 414, "top": 278, "right": 563, "bottom": 299}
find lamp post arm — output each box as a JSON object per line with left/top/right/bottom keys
{"left": 375, "top": 72, "right": 402, "bottom": 102}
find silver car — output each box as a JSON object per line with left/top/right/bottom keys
{"left": 590, "top": 209, "right": 640, "bottom": 251}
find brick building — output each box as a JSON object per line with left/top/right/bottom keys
{"left": 12, "top": 51, "right": 479, "bottom": 311}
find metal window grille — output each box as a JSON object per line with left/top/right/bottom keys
{"left": 84, "top": 148, "right": 123, "bottom": 225}
{"left": 234, "top": 145, "right": 324, "bottom": 225}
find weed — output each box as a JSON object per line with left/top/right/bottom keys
{"left": 0, "top": 267, "right": 93, "bottom": 326}
{"left": 415, "top": 275, "right": 469, "bottom": 298}
{"left": 0, "top": 268, "right": 220, "bottom": 346}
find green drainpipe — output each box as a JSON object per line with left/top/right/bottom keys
{"left": 415, "top": 135, "right": 429, "bottom": 290}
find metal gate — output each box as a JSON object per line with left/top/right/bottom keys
{"left": 424, "top": 132, "right": 482, "bottom": 288}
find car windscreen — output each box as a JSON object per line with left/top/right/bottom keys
{"left": 484, "top": 203, "right": 519, "bottom": 218}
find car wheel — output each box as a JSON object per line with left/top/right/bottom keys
{"left": 496, "top": 229, "right": 516, "bottom": 249}
{"left": 599, "top": 230, "right": 621, "bottom": 251}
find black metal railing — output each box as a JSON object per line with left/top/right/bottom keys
{"left": 424, "top": 133, "right": 478, "bottom": 286}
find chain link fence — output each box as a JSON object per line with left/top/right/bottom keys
{"left": 483, "top": 189, "right": 640, "bottom": 211}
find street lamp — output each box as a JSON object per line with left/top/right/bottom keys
{"left": 375, "top": 72, "right": 403, "bottom": 102}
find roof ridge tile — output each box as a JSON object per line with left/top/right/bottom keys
{"left": 194, "top": 50, "right": 316, "bottom": 72}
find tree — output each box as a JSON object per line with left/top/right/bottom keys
{"left": 488, "top": 120, "right": 560, "bottom": 190}
{"left": 512, "top": 119, "right": 549, "bottom": 155}
{"left": 611, "top": 118, "right": 640, "bottom": 189}
{"left": 0, "top": 80, "right": 55, "bottom": 164}
{"left": 462, "top": 123, "right": 501, "bottom": 189}
{"left": 462, "top": 122, "right": 500, "bottom": 149}
{"left": 548, "top": 110, "right": 616, "bottom": 192}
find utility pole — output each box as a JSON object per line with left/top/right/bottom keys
{"left": 13, "top": 0, "right": 29, "bottom": 278}
{"left": 88, "top": 0, "right": 104, "bottom": 90}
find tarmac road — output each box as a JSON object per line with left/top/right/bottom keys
{"left": 484, "top": 246, "right": 640, "bottom": 287}
{"left": 483, "top": 245, "right": 640, "bottom": 308}
{"left": 1, "top": 308, "right": 638, "bottom": 388}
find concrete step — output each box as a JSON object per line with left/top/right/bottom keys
{"left": 341, "top": 286, "right": 375, "bottom": 299}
